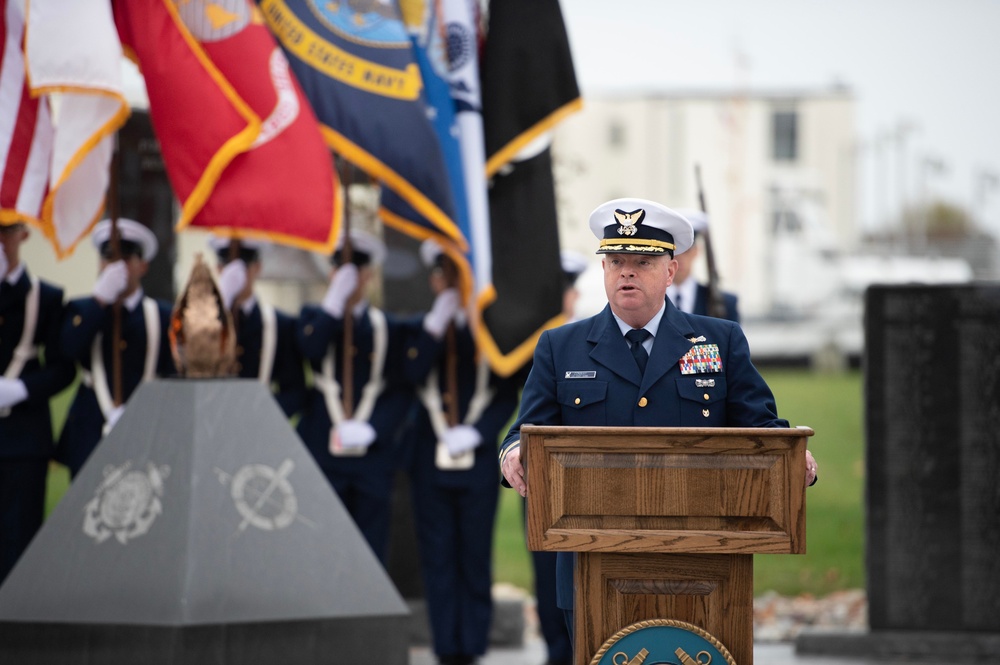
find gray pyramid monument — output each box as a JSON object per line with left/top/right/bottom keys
{"left": 0, "top": 379, "right": 408, "bottom": 664}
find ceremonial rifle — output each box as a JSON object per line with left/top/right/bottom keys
{"left": 694, "top": 164, "right": 728, "bottom": 320}
{"left": 340, "top": 160, "right": 355, "bottom": 419}
{"left": 109, "top": 135, "right": 123, "bottom": 407}
{"left": 440, "top": 255, "right": 461, "bottom": 428}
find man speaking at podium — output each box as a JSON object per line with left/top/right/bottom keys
{"left": 498, "top": 198, "right": 818, "bottom": 634}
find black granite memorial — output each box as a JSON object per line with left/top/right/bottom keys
{"left": 797, "top": 284, "right": 1000, "bottom": 662}
{"left": 0, "top": 380, "right": 409, "bottom": 664}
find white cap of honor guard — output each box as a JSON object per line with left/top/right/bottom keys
{"left": 588, "top": 198, "right": 694, "bottom": 257}
{"left": 208, "top": 235, "right": 266, "bottom": 265}
{"left": 421, "top": 237, "right": 455, "bottom": 268}
{"left": 560, "top": 249, "right": 589, "bottom": 286}
{"left": 332, "top": 228, "right": 386, "bottom": 267}
{"left": 92, "top": 218, "right": 159, "bottom": 262}
{"left": 673, "top": 208, "right": 709, "bottom": 235}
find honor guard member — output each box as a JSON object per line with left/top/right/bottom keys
{"left": 666, "top": 209, "right": 740, "bottom": 323}
{"left": 521, "top": 249, "right": 589, "bottom": 665}
{"left": 0, "top": 223, "right": 75, "bottom": 584}
{"left": 211, "top": 237, "right": 306, "bottom": 417}
{"left": 498, "top": 198, "right": 818, "bottom": 637}
{"left": 404, "top": 239, "right": 519, "bottom": 665}
{"left": 559, "top": 249, "right": 589, "bottom": 324}
{"left": 56, "top": 219, "right": 174, "bottom": 478}
{"left": 296, "top": 229, "right": 415, "bottom": 564}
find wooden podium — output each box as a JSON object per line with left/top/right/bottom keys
{"left": 523, "top": 426, "right": 811, "bottom": 665}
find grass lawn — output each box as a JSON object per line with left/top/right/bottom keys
{"left": 492, "top": 368, "right": 866, "bottom": 598}
{"left": 44, "top": 368, "right": 865, "bottom": 598}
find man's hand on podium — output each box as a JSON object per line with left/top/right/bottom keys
{"left": 806, "top": 449, "right": 818, "bottom": 486}
{"left": 501, "top": 444, "right": 526, "bottom": 497}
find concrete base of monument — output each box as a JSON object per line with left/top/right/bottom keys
{"left": 795, "top": 628, "right": 1000, "bottom": 663}
{"left": 405, "top": 598, "right": 526, "bottom": 648}
{"left": 0, "top": 617, "right": 408, "bottom": 665}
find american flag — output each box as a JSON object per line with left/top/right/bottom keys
{"left": 0, "top": 0, "right": 53, "bottom": 228}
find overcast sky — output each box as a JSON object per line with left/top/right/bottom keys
{"left": 558, "top": 0, "right": 1000, "bottom": 236}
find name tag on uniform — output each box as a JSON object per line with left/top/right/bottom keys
{"left": 565, "top": 371, "right": 597, "bottom": 379}
{"left": 679, "top": 344, "right": 723, "bottom": 375}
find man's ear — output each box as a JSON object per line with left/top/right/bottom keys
{"left": 666, "top": 258, "right": 679, "bottom": 283}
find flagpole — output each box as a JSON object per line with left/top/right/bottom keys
{"left": 340, "top": 160, "right": 355, "bottom": 419}
{"left": 694, "top": 164, "right": 727, "bottom": 320}
{"left": 109, "top": 134, "right": 124, "bottom": 407}
{"left": 228, "top": 238, "right": 242, "bottom": 356}
{"left": 441, "top": 258, "right": 460, "bottom": 428}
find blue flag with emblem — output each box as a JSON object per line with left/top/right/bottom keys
{"left": 258, "top": 0, "right": 463, "bottom": 247}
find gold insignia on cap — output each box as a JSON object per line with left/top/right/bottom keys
{"left": 613, "top": 208, "right": 645, "bottom": 237}
{"left": 598, "top": 238, "right": 674, "bottom": 253}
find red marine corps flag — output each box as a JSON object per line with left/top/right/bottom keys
{"left": 113, "top": 0, "right": 339, "bottom": 252}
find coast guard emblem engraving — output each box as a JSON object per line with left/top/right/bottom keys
{"left": 83, "top": 461, "right": 170, "bottom": 544}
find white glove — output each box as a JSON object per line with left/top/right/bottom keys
{"left": 0, "top": 244, "right": 8, "bottom": 277}
{"left": 334, "top": 419, "right": 377, "bottom": 450}
{"left": 218, "top": 259, "right": 247, "bottom": 310}
{"left": 423, "top": 288, "right": 460, "bottom": 339}
{"left": 102, "top": 404, "right": 126, "bottom": 435}
{"left": 321, "top": 264, "right": 359, "bottom": 318}
{"left": 0, "top": 378, "right": 28, "bottom": 409}
{"left": 93, "top": 260, "right": 128, "bottom": 304}
{"left": 443, "top": 424, "right": 482, "bottom": 456}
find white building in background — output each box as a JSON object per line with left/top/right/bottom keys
{"left": 551, "top": 85, "right": 858, "bottom": 321}
{"left": 552, "top": 86, "right": 976, "bottom": 365}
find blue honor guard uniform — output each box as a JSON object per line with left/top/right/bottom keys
{"left": 55, "top": 219, "right": 174, "bottom": 478}
{"left": 295, "top": 230, "right": 415, "bottom": 564}
{"left": 0, "top": 247, "right": 75, "bottom": 583}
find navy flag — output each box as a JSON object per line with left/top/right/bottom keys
{"left": 258, "top": 0, "right": 463, "bottom": 247}
{"left": 478, "top": 0, "right": 581, "bottom": 376}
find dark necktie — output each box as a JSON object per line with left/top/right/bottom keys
{"left": 625, "top": 328, "right": 651, "bottom": 374}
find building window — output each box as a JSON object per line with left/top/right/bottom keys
{"left": 772, "top": 110, "right": 798, "bottom": 162}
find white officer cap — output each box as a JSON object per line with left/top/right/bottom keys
{"left": 419, "top": 238, "right": 443, "bottom": 268}
{"left": 674, "top": 209, "right": 709, "bottom": 235}
{"left": 560, "top": 249, "right": 589, "bottom": 285}
{"left": 333, "top": 228, "right": 386, "bottom": 267}
{"left": 207, "top": 235, "right": 265, "bottom": 264}
{"left": 92, "top": 218, "right": 158, "bottom": 262}
{"left": 588, "top": 198, "right": 694, "bottom": 257}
